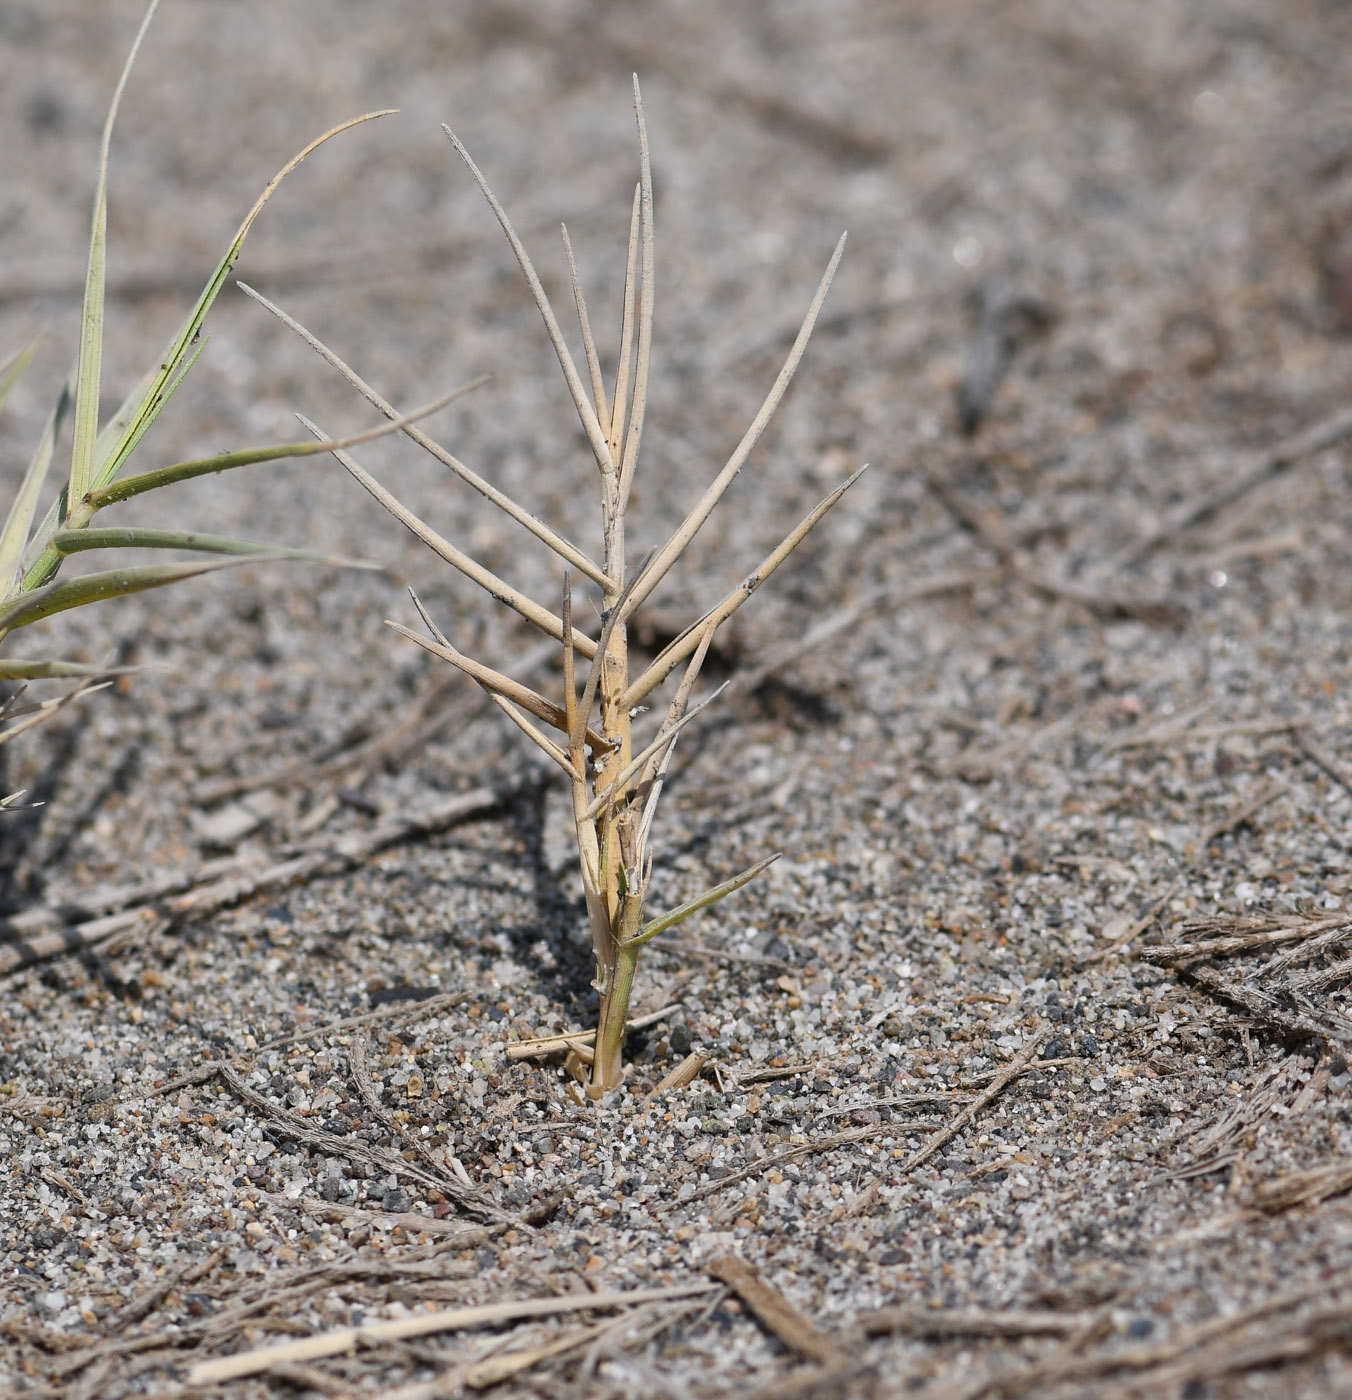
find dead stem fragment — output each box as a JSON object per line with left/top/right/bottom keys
{"left": 706, "top": 1255, "right": 845, "bottom": 1366}
{"left": 186, "top": 1283, "right": 716, "bottom": 1384}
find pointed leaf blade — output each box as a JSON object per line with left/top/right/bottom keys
{"left": 0, "top": 554, "right": 303, "bottom": 635}
{"left": 68, "top": 0, "right": 164, "bottom": 511}
{"left": 92, "top": 109, "right": 396, "bottom": 493}
{"left": 0, "top": 385, "right": 71, "bottom": 597}
{"left": 628, "top": 854, "right": 780, "bottom": 948}
{"left": 86, "top": 381, "right": 475, "bottom": 510}
{"left": 0, "top": 658, "right": 140, "bottom": 681}
{"left": 0, "top": 332, "right": 42, "bottom": 415}
{"left": 50, "top": 526, "right": 376, "bottom": 571}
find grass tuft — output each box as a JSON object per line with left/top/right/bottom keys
{"left": 256, "top": 78, "right": 861, "bottom": 1097}
{"left": 0, "top": 0, "right": 396, "bottom": 738}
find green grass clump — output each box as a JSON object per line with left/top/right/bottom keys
{"left": 0, "top": 0, "right": 458, "bottom": 755}
{"left": 247, "top": 79, "right": 861, "bottom": 1098}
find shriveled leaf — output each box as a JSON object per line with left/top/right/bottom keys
{"left": 624, "top": 467, "right": 866, "bottom": 707}
{"left": 242, "top": 285, "right": 611, "bottom": 588}
{"left": 628, "top": 853, "right": 780, "bottom": 948}
{"left": 0, "top": 554, "right": 301, "bottom": 635}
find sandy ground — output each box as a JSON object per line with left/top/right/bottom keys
{"left": 4, "top": 1, "right": 1352, "bottom": 1396}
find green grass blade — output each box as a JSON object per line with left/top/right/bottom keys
{"left": 627, "top": 853, "right": 780, "bottom": 948}
{"left": 0, "top": 385, "right": 71, "bottom": 598}
{"left": 0, "top": 555, "right": 300, "bottom": 636}
{"left": 0, "top": 659, "right": 138, "bottom": 681}
{"left": 50, "top": 526, "right": 375, "bottom": 570}
{"left": 68, "top": 0, "right": 164, "bottom": 514}
{"left": 92, "top": 109, "right": 395, "bottom": 493}
{"left": 86, "top": 381, "right": 474, "bottom": 509}
{"left": 0, "top": 332, "right": 42, "bottom": 415}
{"left": 95, "top": 337, "right": 207, "bottom": 484}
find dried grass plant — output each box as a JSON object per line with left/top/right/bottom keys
{"left": 248, "top": 81, "right": 862, "bottom": 1098}
{"left": 0, "top": 0, "right": 463, "bottom": 764}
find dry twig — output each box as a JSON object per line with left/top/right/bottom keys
{"left": 0, "top": 779, "right": 528, "bottom": 975}
{"left": 187, "top": 1282, "right": 715, "bottom": 1384}
{"left": 707, "top": 1255, "right": 845, "bottom": 1366}
{"left": 1114, "top": 401, "right": 1352, "bottom": 568}
{"left": 902, "top": 1025, "right": 1048, "bottom": 1172}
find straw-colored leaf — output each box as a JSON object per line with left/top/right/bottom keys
{"left": 485, "top": 690, "right": 573, "bottom": 772}
{"left": 628, "top": 854, "right": 781, "bottom": 948}
{"left": 617, "top": 75, "right": 655, "bottom": 509}
{"left": 608, "top": 187, "right": 642, "bottom": 469}
{"left": 442, "top": 124, "right": 619, "bottom": 481}
{"left": 561, "top": 224, "right": 610, "bottom": 437}
{"left": 584, "top": 683, "right": 726, "bottom": 819}
{"left": 622, "top": 233, "right": 847, "bottom": 620}
{"left": 625, "top": 467, "right": 866, "bottom": 708}
{"left": 386, "top": 619, "right": 609, "bottom": 753}
{"left": 298, "top": 417, "right": 598, "bottom": 659}
{"left": 240, "top": 283, "right": 612, "bottom": 589}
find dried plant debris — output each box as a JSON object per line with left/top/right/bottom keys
{"left": 1141, "top": 909, "right": 1352, "bottom": 1048}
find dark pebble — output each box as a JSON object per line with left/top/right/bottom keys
{"left": 669, "top": 1024, "right": 694, "bottom": 1056}
{"left": 382, "top": 1187, "right": 412, "bottom": 1213}
{"left": 1078, "top": 1035, "right": 1099, "bottom": 1058}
